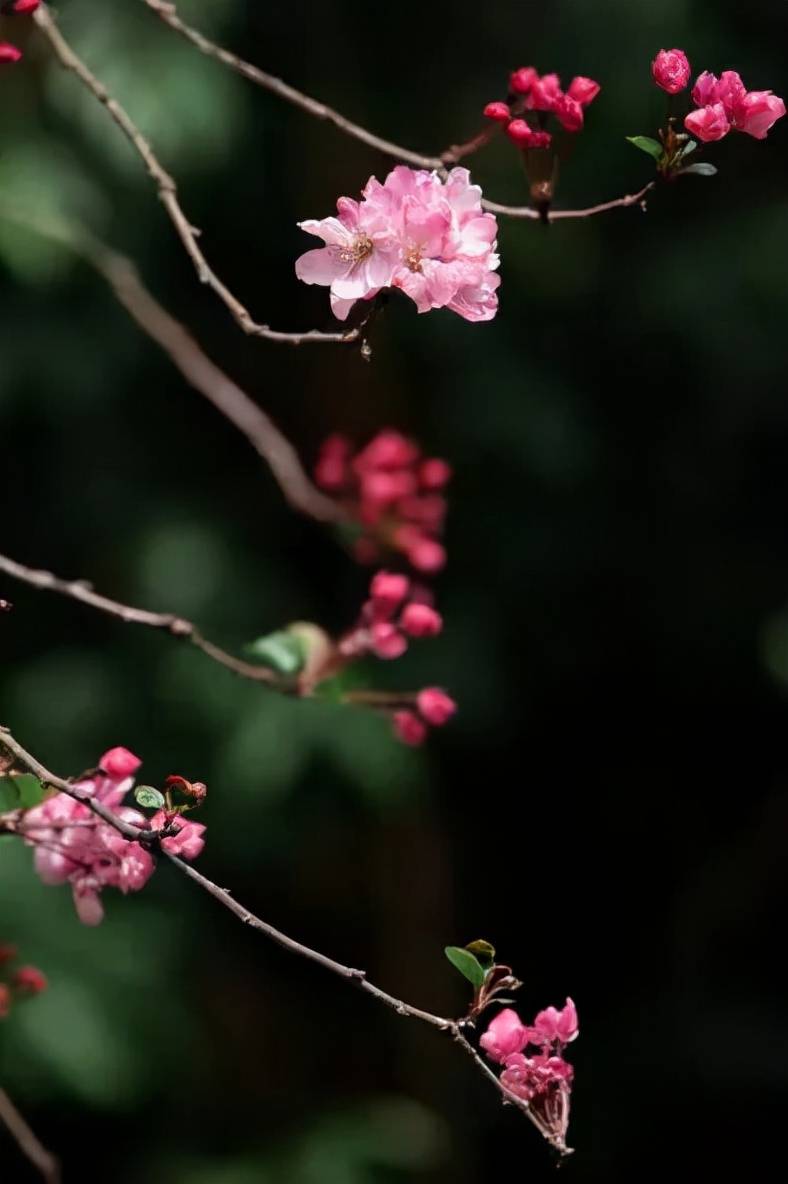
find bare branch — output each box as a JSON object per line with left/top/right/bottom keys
{"left": 0, "top": 1088, "right": 60, "bottom": 1184}
{"left": 482, "top": 181, "right": 657, "bottom": 221}
{"left": 0, "top": 727, "right": 571, "bottom": 1155}
{"left": 31, "top": 4, "right": 357, "bottom": 347}
{"left": 0, "top": 552, "right": 284, "bottom": 688}
{"left": 142, "top": 0, "right": 655, "bottom": 226}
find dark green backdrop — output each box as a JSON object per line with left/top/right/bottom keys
{"left": 2, "top": 0, "right": 787, "bottom": 1180}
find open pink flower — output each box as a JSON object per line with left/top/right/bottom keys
{"left": 480, "top": 1008, "right": 530, "bottom": 1063}
{"left": 685, "top": 102, "right": 730, "bottom": 143}
{"left": 296, "top": 166, "right": 499, "bottom": 324}
{"left": 733, "top": 90, "right": 786, "bottom": 139}
{"left": 150, "top": 812, "right": 206, "bottom": 860}
{"left": 531, "top": 997, "right": 579, "bottom": 1046}
{"left": 567, "top": 76, "right": 601, "bottom": 106}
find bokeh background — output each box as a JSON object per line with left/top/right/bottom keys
{"left": 2, "top": 0, "right": 788, "bottom": 1180}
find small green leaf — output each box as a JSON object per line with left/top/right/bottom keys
{"left": 465, "top": 939, "right": 496, "bottom": 968}
{"left": 134, "top": 785, "right": 165, "bottom": 810}
{"left": 0, "top": 774, "right": 45, "bottom": 810}
{"left": 679, "top": 162, "right": 718, "bottom": 177}
{"left": 678, "top": 138, "right": 698, "bottom": 159}
{"left": 626, "top": 135, "right": 663, "bottom": 162}
{"left": 245, "top": 630, "right": 306, "bottom": 675}
{"left": 444, "top": 946, "right": 485, "bottom": 990}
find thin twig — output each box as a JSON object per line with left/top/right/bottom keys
{"left": 0, "top": 206, "right": 343, "bottom": 523}
{"left": 142, "top": 0, "right": 654, "bottom": 227}
{"left": 0, "top": 1088, "right": 60, "bottom": 1184}
{"left": 0, "top": 727, "right": 570, "bottom": 1155}
{"left": 0, "top": 552, "right": 283, "bottom": 688}
{"left": 31, "top": 5, "right": 357, "bottom": 347}
{"left": 482, "top": 181, "right": 656, "bottom": 221}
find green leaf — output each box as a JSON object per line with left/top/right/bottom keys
{"left": 678, "top": 138, "right": 698, "bottom": 159}
{"left": 134, "top": 786, "right": 165, "bottom": 810}
{"left": 626, "top": 135, "right": 663, "bottom": 162}
{"left": 465, "top": 939, "right": 496, "bottom": 968}
{"left": 0, "top": 774, "right": 45, "bottom": 811}
{"left": 679, "top": 162, "right": 718, "bottom": 177}
{"left": 444, "top": 946, "right": 485, "bottom": 990}
{"left": 245, "top": 631, "right": 306, "bottom": 676}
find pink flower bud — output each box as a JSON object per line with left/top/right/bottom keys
{"left": 361, "top": 469, "right": 418, "bottom": 505}
{"left": 529, "top": 131, "right": 553, "bottom": 149}
{"left": 554, "top": 93, "right": 584, "bottom": 132}
{"left": 506, "top": 118, "right": 537, "bottom": 147}
{"left": 371, "top": 621, "right": 408, "bottom": 659}
{"left": 419, "top": 458, "right": 452, "bottom": 490}
{"left": 480, "top": 1008, "right": 530, "bottom": 1064}
{"left": 483, "top": 100, "right": 512, "bottom": 124}
{"left": 12, "top": 966, "right": 47, "bottom": 995}
{"left": 72, "top": 881, "right": 104, "bottom": 927}
{"left": 405, "top": 535, "right": 447, "bottom": 573}
{"left": 354, "top": 430, "right": 418, "bottom": 472}
{"left": 392, "top": 710, "right": 427, "bottom": 746}
{"left": 0, "top": 43, "right": 23, "bottom": 64}
{"left": 733, "top": 89, "right": 786, "bottom": 140}
{"left": 691, "top": 71, "right": 718, "bottom": 107}
{"left": 684, "top": 101, "right": 730, "bottom": 142}
{"left": 416, "top": 687, "right": 456, "bottom": 726}
{"left": 369, "top": 570, "right": 410, "bottom": 615}
{"left": 567, "top": 76, "right": 601, "bottom": 106}
{"left": 529, "top": 73, "right": 562, "bottom": 111}
{"left": 509, "top": 66, "right": 538, "bottom": 95}
{"left": 400, "top": 602, "right": 443, "bottom": 638}
{"left": 714, "top": 70, "right": 746, "bottom": 118}
{"left": 651, "top": 48, "right": 691, "bottom": 94}
{"left": 100, "top": 746, "right": 142, "bottom": 779}
{"left": 3, "top": 0, "right": 40, "bottom": 12}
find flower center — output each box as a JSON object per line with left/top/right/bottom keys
{"left": 404, "top": 245, "right": 423, "bottom": 273}
{"left": 338, "top": 234, "right": 373, "bottom": 265}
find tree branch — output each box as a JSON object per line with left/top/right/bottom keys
{"left": 31, "top": 4, "right": 357, "bottom": 347}
{"left": 0, "top": 727, "right": 570, "bottom": 1155}
{"left": 142, "top": 0, "right": 655, "bottom": 225}
{"left": 0, "top": 552, "right": 284, "bottom": 689}
{"left": 0, "top": 1088, "right": 60, "bottom": 1184}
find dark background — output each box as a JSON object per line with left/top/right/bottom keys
{"left": 2, "top": 0, "right": 788, "bottom": 1180}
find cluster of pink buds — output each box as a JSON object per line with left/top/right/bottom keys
{"left": 484, "top": 66, "right": 601, "bottom": 149}
{"left": 480, "top": 1000, "right": 578, "bottom": 1150}
{"left": 339, "top": 571, "right": 443, "bottom": 661}
{"left": 0, "top": 944, "right": 47, "bottom": 1019}
{"left": 0, "top": 0, "right": 40, "bottom": 66}
{"left": 20, "top": 747, "right": 206, "bottom": 925}
{"left": 336, "top": 572, "right": 456, "bottom": 745}
{"left": 315, "top": 430, "right": 450, "bottom": 574}
{"left": 652, "top": 49, "right": 785, "bottom": 142}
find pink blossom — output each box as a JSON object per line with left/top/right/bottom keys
{"left": 371, "top": 621, "right": 409, "bottom": 659}
{"left": 651, "top": 48, "right": 691, "bottom": 94}
{"left": 531, "top": 997, "right": 579, "bottom": 1046}
{"left": 528, "top": 73, "right": 562, "bottom": 111}
{"left": 509, "top": 66, "right": 538, "bottom": 95}
{"left": 501, "top": 1051, "right": 574, "bottom": 1099}
{"left": 733, "top": 89, "right": 786, "bottom": 139}
{"left": 715, "top": 70, "right": 747, "bottom": 119}
{"left": 315, "top": 430, "right": 450, "bottom": 574}
{"left": 480, "top": 1008, "right": 530, "bottom": 1064}
{"left": 416, "top": 687, "right": 456, "bottom": 727}
{"left": 297, "top": 166, "right": 499, "bottom": 324}
{"left": 3, "top": 0, "right": 40, "bottom": 11}
{"left": 691, "top": 71, "right": 718, "bottom": 107}
{"left": 0, "top": 43, "right": 22, "bottom": 64}
{"left": 567, "top": 76, "right": 601, "bottom": 106}
{"left": 483, "top": 101, "right": 511, "bottom": 124}
{"left": 392, "top": 710, "right": 427, "bottom": 746}
{"left": 370, "top": 571, "right": 410, "bottom": 614}
{"left": 684, "top": 102, "right": 730, "bottom": 142}
{"left": 12, "top": 966, "right": 47, "bottom": 994}
{"left": 100, "top": 746, "right": 141, "bottom": 779}
{"left": 553, "top": 93, "right": 584, "bottom": 133}
{"left": 400, "top": 602, "right": 442, "bottom": 638}
{"left": 151, "top": 812, "right": 206, "bottom": 860}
